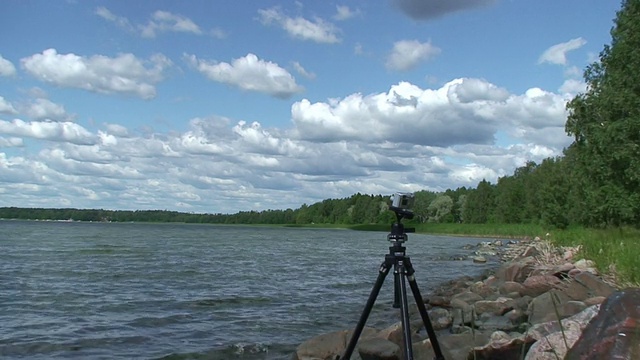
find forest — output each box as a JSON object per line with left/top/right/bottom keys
{"left": 2, "top": 0, "right": 639, "bottom": 230}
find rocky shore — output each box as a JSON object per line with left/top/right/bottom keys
{"left": 293, "top": 236, "right": 640, "bottom": 359}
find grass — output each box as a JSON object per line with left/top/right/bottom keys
{"left": 550, "top": 226, "right": 640, "bottom": 287}
{"left": 410, "top": 223, "right": 640, "bottom": 288}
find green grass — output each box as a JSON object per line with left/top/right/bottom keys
{"left": 550, "top": 226, "right": 640, "bottom": 287}
{"left": 411, "top": 223, "right": 546, "bottom": 239}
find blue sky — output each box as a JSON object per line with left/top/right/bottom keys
{"left": 0, "top": 0, "right": 622, "bottom": 214}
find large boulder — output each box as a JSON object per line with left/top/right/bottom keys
{"left": 565, "top": 288, "right": 640, "bottom": 359}
{"left": 293, "top": 327, "right": 378, "bottom": 360}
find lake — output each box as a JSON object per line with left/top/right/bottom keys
{"left": 0, "top": 220, "right": 496, "bottom": 359}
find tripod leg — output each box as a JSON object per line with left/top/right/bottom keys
{"left": 405, "top": 265, "right": 445, "bottom": 360}
{"left": 397, "top": 262, "right": 415, "bottom": 360}
{"left": 340, "top": 262, "right": 391, "bottom": 360}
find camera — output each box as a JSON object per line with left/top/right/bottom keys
{"left": 391, "top": 192, "right": 414, "bottom": 210}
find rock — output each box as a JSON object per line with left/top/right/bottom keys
{"left": 584, "top": 296, "right": 606, "bottom": 306}
{"left": 471, "top": 305, "right": 601, "bottom": 360}
{"left": 427, "top": 307, "right": 452, "bottom": 331}
{"left": 452, "top": 291, "right": 483, "bottom": 304}
{"left": 357, "top": 338, "right": 400, "bottom": 360}
{"left": 522, "top": 274, "right": 561, "bottom": 297}
{"left": 573, "top": 259, "right": 595, "bottom": 271}
{"left": 475, "top": 313, "right": 519, "bottom": 332}
{"left": 293, "top": 327, "right": 378, "bottom": 360}
{"left": 573, "top": 272, "right": 615, "bottom": 298}
{"left": 470, "top": 281, "right": 495, "bottom": 298}
{"left": 559, "top": 278, "right": 592, "bottom": 301}
{"left": 528, "top": 290, "right": 570, "bottom": 324}
{"left": 525, "top": 321, "right": 583, "bottom": 360}
{"left": 426, "top": 295, "right": 449, "bottom": 307}
{"left": 499, "top": 281, "right": 525, "bottom": 296}
{"left": 494, "top": 258, "right": 535, "bottom": 283}
{"left": 565, "top": 288, "right": 640, "bottom": 360}
{"left": 473, "top": 299, "right": 513, "bottom": 316}
{"left": 472, "top": 256, "right": 487, "bottom": 263}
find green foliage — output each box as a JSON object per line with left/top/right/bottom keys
{"left": 565, "top": 0, "right": 640, "bottom": 226}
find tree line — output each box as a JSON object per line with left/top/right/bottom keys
{"left": 2, "top": 1, "right": 638, "bottom": 229}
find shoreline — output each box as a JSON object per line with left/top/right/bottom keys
{"left": 294, "top": 234, "right": 631, "bottom": 359}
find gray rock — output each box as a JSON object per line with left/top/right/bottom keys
{"left": 357, "top": 338, "right": 400, "bottom": 360}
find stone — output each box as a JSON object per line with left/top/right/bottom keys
{"left": 475, "top": 313, "right": 519, "bottom": 332}
{"left": 559, "top": 278, "right": 591, "bottom": 301}
{"left": 528, "top": 290, "right": 570, "bottom": 324}
{"left": 494, "top": 257, "right": 535, "bottom": 283}
{"left": 357, "top": 338, "right": 400, "bottom": 360}
{"left": 573, "top": 272, "right": 615, "bottom": 298}
{"left": 470, "top": 281, "right": 495, "bottom": 298}
{"left": 584, "top": 296, "right": 606, "bottom": 306}
{"left": 452, "top": 291, "right": 483, "bottom": 304}
{"left": 565, "top": 288, "right": 640, "bottom": 360}
{"left": 522, "top": 274, "right": 561, "bottom": 297}
{"left": 472, "top": 255, "right": 487, "bottom": 263}
{"left": 473, "top": 299, "right": 513, "bottom": 316}
{"left": 573, "top": 259, "right": 595, "bottom": 271}
{"left": 427, "top": 307, "right": 452, "bottom": 331}
{"left": 525, "top": 321, "right": 583, "bottom": 360}
{"left": 426, "top": 295, "right": 449, "bottom": 307}
{"left": 294, "top": 327, "right": 378, "bottom": 360}
{"left": 499, "top": 281, "right": 525, "bottom": 296}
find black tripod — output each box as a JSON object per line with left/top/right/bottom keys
{"left": 340, "top": 207, "right": 445, "bottom": 360}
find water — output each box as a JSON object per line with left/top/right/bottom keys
{"left": 0, "top": 221, "right": 496, "bottom": 359}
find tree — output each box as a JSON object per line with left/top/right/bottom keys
{"left": 565, "top": 0, "right": 640, "bottom": 226}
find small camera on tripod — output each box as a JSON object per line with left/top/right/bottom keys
{"left": 390, "top": 192, "right": 414, "bottom": 210}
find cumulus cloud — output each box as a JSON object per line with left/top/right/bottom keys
{"left": 0, "top": 96, "right": 18, "bottom": 114}
{"left": 0, "top": 119, "right": 96, "bottom": 145}
{"left": 23, "top": 98, "right": 73, "bottom": 121}
{"left": 0, "top": 77, "right": 574, "bottom": 213}
{"left": 386, "top": 40, "right": 441, "bottom": 71}
{"left": 258, "top": 7, "right": 341, "bottom": 43}
{"left": 186, "top": 53, "right": 303, "bottom": 99}
{"left": 392, "top": 0, "right": 497, "bottom": 20}
{"left": 21, "top": 49, "right": 171, "bottom": 99}
{"left": 0, "top": 55, "right": 17, "bottom": 77}
{"left": 538, "top": 38, "right": 587, "bottom": 65}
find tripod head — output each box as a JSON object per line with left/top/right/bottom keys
{"left": 387, "top": 205, "right": 415, "bottom": 243}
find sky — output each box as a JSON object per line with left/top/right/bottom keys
{"left": 0, "top": 0, "right": 623, "bottom": 214}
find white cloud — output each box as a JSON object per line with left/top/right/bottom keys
{"left": 0, "top": 136, "right": 23, "bottom": 147}
{"left": 292, "top": 61, "right": 316, "bottom": 79}
{"left": 186, "top": 53, "right": 303, "bottom": 99}
{"left": 333, "top": 5, "right": 360, "bottom": 21}
{"left": 0, "top": 96, "right": 18, "bottom": 114}
{"left": 21, "top": 49, "right": 171, "bottom": 99}
{"left": 559, "top": 78, "right": 587, "bottom": 95}
{"left": 386, "top": 40, "right": 441, "bottom": 71}
{"left": 23, "top": 98, "right": 73, "bottom": 121}
{"left": 0, "top": 119, "right": 96, "bottom": 145}
{"left": 95, "top": 6, "right": 134, "bottom": 32}
{"left": 0, "top": 55, "right": 17, "bottom": 77}
{"left": 392, "top": 0, "right": 497, "bottom": 20}
{"left": 0, "top": 78, "right": 574, "bottom": 213}
{"left": 538, "top": 38, "right": 587, "bottom": 65}
{"left": 96, "top": 7, "right": 209, "bottom": 39}
{"left": 258, "top": 7, "right": 341, "bottom": 44}
{"left": 140, "top": 10, "right": 203, "bottom": 38}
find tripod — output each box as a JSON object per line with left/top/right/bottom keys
{"left": 340, "top": 208, "right": 445, "bottom": 360}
